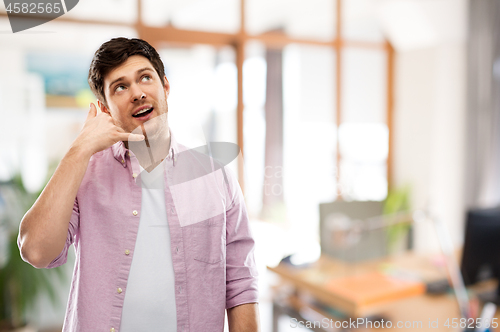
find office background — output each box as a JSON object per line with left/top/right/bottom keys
{"left": 0, "top": 0, "right": 497, "bottom": 331}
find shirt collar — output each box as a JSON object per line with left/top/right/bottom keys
{"left": 112, "top": 127, "right": 178, "bottom": 167}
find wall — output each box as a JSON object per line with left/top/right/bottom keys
{"left": 391, "top": 0, "right": 468, "bottom": 250}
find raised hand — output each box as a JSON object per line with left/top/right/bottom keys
{"left": 73, "top": 103, "right": 145, "bottom": 157}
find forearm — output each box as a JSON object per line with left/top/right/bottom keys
{"left": 18, "top": 144, "right": 91, "bottom": 268}
{"left": 227, "top": 303, "right": 260, "bottom": 332}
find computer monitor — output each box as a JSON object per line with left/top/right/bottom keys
{"left": 460, "top": 207, "right": 500, "bottom": 304}
{"left": 319, "top": 201, "right": 388, "bottom": 262}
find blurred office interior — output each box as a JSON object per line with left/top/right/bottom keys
{"left": 1, "top": 0, "right": 499, "bottom": 331}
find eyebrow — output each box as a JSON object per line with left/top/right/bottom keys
{"left": 107, "top": 67, "right": 155, "bottom": 91}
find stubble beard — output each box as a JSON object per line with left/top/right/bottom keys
{"left": 143, "top": 100, "right": 169, "bottom": 145}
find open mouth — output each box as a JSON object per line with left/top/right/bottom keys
{"left": 132, "top": 107, "right": 153, "bottom": 118}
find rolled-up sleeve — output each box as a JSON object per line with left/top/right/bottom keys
{"left": 224, "top": 166, "right": 259, "bottom": 309}
{"left": 45, "top": 197, "right": 80, "bottom": 269}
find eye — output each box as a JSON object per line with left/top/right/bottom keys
{"left": 141, "top": 75, "right": 152, "bottom": 82}
{"left": 115, "top": 85, "right": 126, "bottom": 92}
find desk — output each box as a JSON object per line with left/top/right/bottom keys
{"left": 267, "top": 252, "right": 486, "bottom": 331}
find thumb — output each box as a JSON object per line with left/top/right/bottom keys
{"left": 86, "top": 103, "right": 98, "bottom": 120}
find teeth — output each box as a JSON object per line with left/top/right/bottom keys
{"left": 135, "top": 108, "right": 151, "bottom": 116}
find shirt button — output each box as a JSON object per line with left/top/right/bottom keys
{"left": 110, "top": 328, "right": 115, "bottom": 332}
{"left": 178, "top": 286, "right": 182, "bottom": 293}
{"left": 176, "top": 246, "right": 179, "bottom": 253}
{"left": 171, "top": 207, "right": 174, "bottom": 213}
{"left": 125, "top": 249, "right": 130, "bottom": 255}
{"left": 117, "top": 287, "right": 122, "bottom": 294}
{"left": 132, "top": 173, "right": 138, "bottom": 178}
{"left": 121, "top": 159, "right": 125, "bottom": 164}
{"left": 128, "top": 151, "right": 132, "bottom": 157}
{"left": 132, "top": 210, "right": 138, "bottom": 216}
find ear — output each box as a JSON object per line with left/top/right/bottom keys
{"left": 163, "top": 76, "right": 170, "bottom": 98}
{"left": 98, "top": 100, "right": 111, "bottom": 116}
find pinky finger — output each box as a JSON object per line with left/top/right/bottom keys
{"left": 123, "top": 133, "right": 145, "bottom": 142}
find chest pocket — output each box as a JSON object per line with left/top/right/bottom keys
{"left": 187, "top": 216, "right": 225, "bottom": 264}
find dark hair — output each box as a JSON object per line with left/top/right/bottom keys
{"left": 88, "top": 37, "right": 165, "bottom": 105}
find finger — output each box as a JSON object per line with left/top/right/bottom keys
{"left": 86, "top": 103, "right": 98, "bottom": 121}
{"left": 122, "top": 133, "right": 145, "bottom": 142}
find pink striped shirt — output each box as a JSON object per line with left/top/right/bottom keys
{"left": 41, "top": 129, "right": 258, "bottom": 332}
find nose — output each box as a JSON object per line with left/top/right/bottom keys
{"left": 131, "top": 84, "right": 146, "bottom": 102}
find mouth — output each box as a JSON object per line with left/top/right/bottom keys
{"left": 132, "top": 107, "right": 154, "bottom": 118}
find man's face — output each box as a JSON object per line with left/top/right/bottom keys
{"left": 100, "top": 55, "right": 170, "bottom": 141}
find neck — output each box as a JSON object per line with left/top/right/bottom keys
{"left": 126, "top": 127, "right": 171, "bottom": 172}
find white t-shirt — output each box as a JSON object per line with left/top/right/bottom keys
{"left": 120, "top": 160, "right": 177, "bottom": 331}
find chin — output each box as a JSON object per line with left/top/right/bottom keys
{"left": 143, "top": 120, "right": 158, "bottom": 132}
{"left": 131, "top": 112, "right": 167, "bottom": 138}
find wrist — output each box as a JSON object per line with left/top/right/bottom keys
{"left": 68, "top": 141, "right": 94, "bottom": 161}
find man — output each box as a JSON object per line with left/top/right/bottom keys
{"left": 18, "top": 38, "right": 260, "bottom": 332}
